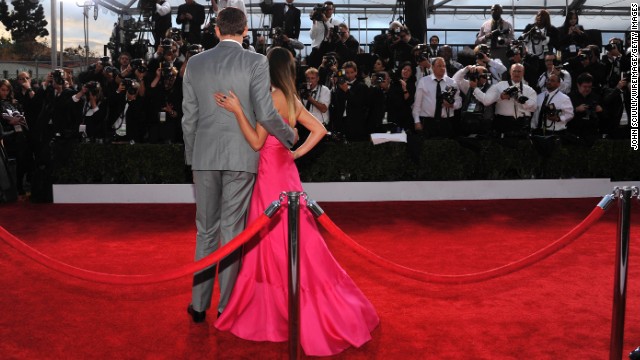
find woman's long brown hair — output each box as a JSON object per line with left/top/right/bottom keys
{"left": 267, "top": 47, "right": 298, "bottom": 127}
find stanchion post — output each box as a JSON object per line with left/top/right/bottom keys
{"left": 287, "top": 192, "right": 302, "bottom": 360}
{"left": 610, "top": 187, "right": 633, "bottom": 360}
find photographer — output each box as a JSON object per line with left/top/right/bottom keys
{"left": 475, "top": 4, "right": 514, "bottom": 66}
{"left": 147, "top": 61, "right": 183, "bottom": 143}
{"left": 504, "top": 42, "right": 539, "bottom": 90}
{"left": 77, "top": 57, "right": 110, "bottom": 88}
{"left": 332, "top": 23, "right": 359, "bottom": 64}
{"left": 436, "top": 45, "right": 463, "bottom": 78}
{"left": 473, "top": 44, "right": 506, "bottom": 84}
{"left": 412, "top": 57, "right": 462, "bottom": 138}
{"left": 557, "top": 10, "right": 589, "bottom": 60}
{"left": 531, "top": 73, "right": 574, "bottom": 135}
{"left": 427, "top": 35, "right": 440, "bottom": 58}
{"left": 388, "top": 25, "right": 417, "bottom": 72}
{"left": 308, "top": 1, "right": 342, "bottom": 67}
{"left": 520, "top": 9, "right": 559, "bottom": 75}
{"left": 177, "top": 0, "right": 205, "bottom": 45}
{"left": 602, "top": 38, "right": 627, "bottom": 89}
{"left": 562, "top": 45, "right": 605, "bottom": 94}
{"left": 0, "top": 79, "right": 30, "bottom": 201}
{"left": 474, "top": 63, "right": 537, "bottom": 137}
{"left": 330, "top": 61, "right": 369, "bottom": 140}
{"left": 602, "top": 71, "right": 631, "bottom": 139}
{"left": 111, "top": 79, "right": 147, "bottom": 143}
{"left": 268, "top": 27, "right": 302, "bottom": 57}
{"left": 537, "top": 53, "right": 571, "bottom": 95}
{"left": 369, "top": 66, "right": 414, "bottom": 133}
{"left": 180, "top": 44, "right": 204, "bottom": 78}
{"left": 318, "top": 52, "right": 340, "bottom": 89}
{"left": 148, "top": 39, "right": 184, "bottom": 82}
{"left": 301, "top": 67, "right": 331, "bottom": 126}
{"left": 72, "top": 81, "right": 109, "bottom": 142}
{"left": 413, "top": 44, "right": 432, "bottom": 81}
{"left": 152, "top": 0, "right": 172, "bottom": 46}
{"left": 268, "top": 0, "right": 301, "bottom": 40}
{"left": 452, "top": 65, "right": 494, "bottom": 136}
{"left": 567, "top": 72, "right": 602, "bottom": 143}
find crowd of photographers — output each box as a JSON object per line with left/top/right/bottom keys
{"left": 0, "top": 1, "right": 633, "bottom": 201}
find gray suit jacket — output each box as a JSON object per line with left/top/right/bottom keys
{"left": 182, "top": 40, "right": 295, "bottom": 172}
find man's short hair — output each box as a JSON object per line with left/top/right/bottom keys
{"left": 576, "top": 72, "right": 593, "bottom": 85}
{"left": 305, "top": 67, "right": 319, "bottom": 76}
{"left": 430, "top": 35, "right": 439, "bottom": 43}
{"left": 217, "top": 7, "right": 247, "bottom": 36}
{"left": 342, "top": 61, "right": 357, "bottom": 72}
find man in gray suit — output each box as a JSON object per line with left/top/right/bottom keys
{"left": 182, "top": 7, "right": 296, "bottom": 323}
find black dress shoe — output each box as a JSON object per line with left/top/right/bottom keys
{"left": 187, "top": 304, "right": 206, "bottom": 323}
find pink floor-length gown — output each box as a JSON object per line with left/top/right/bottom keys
{"left": 215, "top": 128, "right": 379, "bottom": 356}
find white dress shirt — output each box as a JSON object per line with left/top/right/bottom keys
{"left": 537, "top": 70, "right": 572, "bottom": 94}
{"left": 412, "top": 74, "right": 462, "bottom": 123}
{"left": 156, "top": 1, "right": 171, "bottom": 16}
{"left": 474, "top": 80, "right": 538, "bottom": 118}
{"left": 302, "top": 84, "right": 331, "bottom": 125}
{"left": 530, "top": 88, "right": 574, "bottom": 131}
{"left": 310, "top": 17, "right": 342, "bottom": 48}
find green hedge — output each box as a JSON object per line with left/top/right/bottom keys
{"left": 52, "top": 139, "right": 640, "bottom": 184}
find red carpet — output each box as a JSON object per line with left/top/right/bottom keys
{"left": 0, "top": 198, "right": 639, "bottom": 359}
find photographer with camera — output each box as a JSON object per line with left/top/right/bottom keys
{"left": 71, "top": 81, "right": 109, "bottom": 142}
{"left": 332, "top": 23, "right": 359, "bottom": 64}
{"left": 1, "top": 79, "right": 31, "bottom": 201}
{"left": 561, "top": 45, "right": 605, "bottom": 94}
{"left": 504, "top": 42, "right": 539, "bottom": 90}
{"left": 474, "top": 63, "right": 537, "bottom": 137}
{"left": 308, "top": 1, "right": 342, "bottom": 68}
{"left": 412, "top": 44, "right": 432, "bottom": 81}
{"left": 557, "top": 10, "right": 589, "bottom": 60}
{"left": 473, "top": 44, "right": 506, "bottom": 84}
{"left": 177, "top": 0, "right": 206, "bottom": 45}
{"left": 601, "top": 69, "right": 631, "bottom": 139}
{"left": 476, "top": 4, "right": 514, "bottom": 66}
{"left": 537, "top": 53, "right": 571, "bottom": 95}
{"left": 318, "top": 52, "right": 340, "bottom": 89}
{"left": 148, "top": 58, "right": 183, "bottom": 143}
{"left": 602, "top": 38, "right": 629, "bottom": 90}
{"left": 567, "top": 72, "right": 602, "bottom": 143}
{"left": 268, "top": 27, "right": 302, "bottom": 57}
{"left": 148, "top": 39, "right": 184, "bottom": 81}
{"left": 78, "top": 57, "right": 111, "bottom": 89}
{"left": 266, "top": 0, "right": 300, "bottom": 40}
{"left": 369, "top": 64, "right": 415, "bottom": 134}
{"left": 389, "top": 25, "right": 418, "bottom": 73}
{"left": 520, "top": 10, "right": 559, "bottom": 65}
{"left": 301, "top": 67, "right": 331, "bottom": 126}
{"left": 452, "top": 65, "right": 494, "bottom": 136}
{"left": 111, "top": 79, "right": 147, "bottom": 143}
{"left": 412, "top": 57, "right": 461, "bottom": 139}
{"left": 531, "top": 73, "right": 574, "bottom": 135}
{"left": 330, "top": 61, "right": 369, "bottom": 140}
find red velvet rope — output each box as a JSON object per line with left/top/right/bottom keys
{"left": 0, "top": 213, "right": 274, "bottom": 285}
{"left": 317, "top": 206, "right": 606, "bottom": 284}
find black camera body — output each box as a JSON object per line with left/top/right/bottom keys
{"left": 490, "top": 28, "right": 509, "bottom": 45}
{"left": 300, "top": 84, "right": 312, "bottom": 99}
{"left": 161, "top": 38, "right": 174, "bottom": 54}
{"left": 84, "top": 81, "right": 100, "bottom": 96}
{"left": 476, "top": 44, "right": 491, "bottom": 60}
{"left": 390, "top": 27, "right": 402, "bottom": 41}
{"left": 160, "top": 61, "right": 173, "bottom": 79}
{"left": 503, "top": 85, "right": 528, "bottom": 103}
{"left": 323, "top": 55, "right": 337, "bottom": 68}
{"left": 310, "top": 4, "right": 326, "bottom": 21}
{"left": 52, "top": 69, "right": 65, "bottom": 85}
{"left": 441, "top": 85, "right": 457, "bottom": 104}
{"left": 373, "top": 72, "right": 387, "bottom": 85}
{"left": 544, "top": 103, "right": 562, "bottom": 118}
{"left": 466, "top": 68, "right": 488, "bottom": 82}
{"left": 130, "top": 58, "right": 147, "bottom": 73}
{"left": 578, "top": 48, "right": 592, "bottom": 61}
{"left": 122, "top": 79, "right": 138, "bottom": 95}
{"left": 169, "top": 28, "right": 182, "bottom": 42}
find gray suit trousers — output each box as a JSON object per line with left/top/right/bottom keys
{"left": 191, "top": 170, "right": 255, "bottom": 313}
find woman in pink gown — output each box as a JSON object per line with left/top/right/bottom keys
{"left": 213, "top": 47, "right": 379, "bottom": 356}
